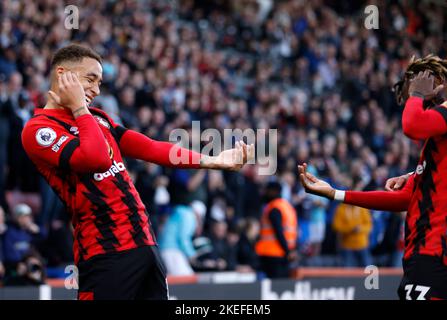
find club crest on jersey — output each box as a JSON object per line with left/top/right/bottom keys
{"left": 70, "top": 126, "right": 79, "bottom": 136}
{"left": 36, "top": 128, "right": 57, "bottom": 147}
{"left": 94, "top": 116, "right": 110, "bottom": 129}
{"left": 93, "top": 161, "right": 126, "bottom": 181}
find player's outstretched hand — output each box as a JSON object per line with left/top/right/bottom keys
{"left": 298, "top": 163, "right": 335, "bottom": 199}
{"left": 201, "top": 141, "right": 255, "bottom": 171}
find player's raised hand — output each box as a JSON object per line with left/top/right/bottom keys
{"left": 408, "top": 70, "right": 444, "bottom": 100}
{"left": 298, "top": 163, "right": 335, "bottom": 199}
{"left": 48, "top": 71, "right": 87, "bottom": 114}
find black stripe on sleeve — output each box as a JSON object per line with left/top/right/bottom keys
{"left": 59, "top": 139, "right": 80, "bottom": 171}
{"left": 111, "top": 125, "right": 128, "bottom": 144}
{"left": 433, "top": 106, "right": 447, "bottom": 124}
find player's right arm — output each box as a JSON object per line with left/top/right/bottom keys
{"left": 22, "top": 72, "right": 112, "bottom": 173}
{"left": 298, "top": 163, "right": 413, "bottom": 212}
{"left": 22, "top": 116, "right": 112, "bottom": 173}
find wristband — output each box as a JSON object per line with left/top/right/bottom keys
{"left": 334, "top": 190, "right": 346, "bottom": 201}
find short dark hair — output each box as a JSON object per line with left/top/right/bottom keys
{"left": 50, "top": 43, "right": 102, "bottom": 69}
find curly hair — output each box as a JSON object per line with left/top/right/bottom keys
{"left": 393, "top": 54, "right": 447, "bottom": 106}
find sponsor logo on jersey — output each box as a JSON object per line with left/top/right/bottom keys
{"left": 36, "top": 128, "right": 57, "bottom": 147}
{"left": 52, "top": 135, "right": 69, "bottom": 152}
{"left": 94, "top": 116, "right": 110, "bottom": 129}
{"left": 93, "top": 161, "right": 126, "bottom": 181}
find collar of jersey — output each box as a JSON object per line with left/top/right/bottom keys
{"left": 34, "top": 107, "right": 75, "bottom": 119}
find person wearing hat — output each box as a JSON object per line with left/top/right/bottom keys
{"left": 255, "top": 180, "right": 299, "bottom": 279}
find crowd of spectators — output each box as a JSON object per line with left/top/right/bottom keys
{"left": 0, "top": 0, "right": 446, "bottom": 284}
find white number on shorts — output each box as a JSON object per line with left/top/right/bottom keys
{"left": 404, "top": 284, "right": 430, "bottom": 300}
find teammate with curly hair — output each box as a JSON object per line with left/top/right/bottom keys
{"left": 299, "top": 54, "right": 447, "bottom": 300}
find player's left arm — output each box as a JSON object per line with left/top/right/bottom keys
{"left": 402, "top": 70, "right": 446, "bottom": 139}
{"left": 298, "top": 163, "right": 413, "bottom": 212}
{"left": 98, "top": 110, "right": 255, "bottom": 170}
{"left": 91, "top": 108, "right": 201, "bottom": 168}
{"left": 120, "top": 129, "right": 254, "bottom": 170}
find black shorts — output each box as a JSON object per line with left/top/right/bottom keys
{"left": 398, "top": 255, "right": 447, "bottom": 300}
{"left": 77, "top": 245, "right": 168, "bottom": 300}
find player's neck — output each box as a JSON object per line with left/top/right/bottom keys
{"left": 44, "top": 87, "right": 68, "bottom": 110}
{"left": 44, "top": 100, "right": 66, "bottom": 110}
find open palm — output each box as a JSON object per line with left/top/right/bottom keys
{"left": 298, "top": 163, "right": 335, "bottom": 199}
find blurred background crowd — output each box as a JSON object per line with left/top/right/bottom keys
{"left": 0, "top": 0, "right": 446, "bottom": 285}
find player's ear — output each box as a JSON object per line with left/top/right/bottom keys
{"left": 55, "top": 66, "right": 66, "bottom": 76}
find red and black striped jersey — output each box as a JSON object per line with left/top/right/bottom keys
{"left": 22, "top": 107, "right": 158, "bottom": 264}
{"left": 405, "top": 132, "right": 447, "bottom": 264}
{"left": 344, "top": 97, "right": 447, "bottom": 265}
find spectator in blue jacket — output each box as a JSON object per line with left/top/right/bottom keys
{"left": 2, "top": 203, "right": 40, "bottom": 274}
{"left": 158, "top": 200, "right": 207, "bottom": 276}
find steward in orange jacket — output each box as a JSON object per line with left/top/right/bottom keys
{"left": 256, "top": 181, "right": 298, "bottom": 278}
